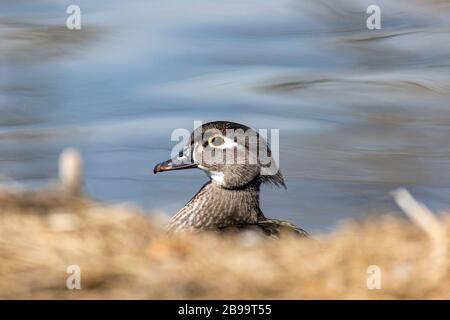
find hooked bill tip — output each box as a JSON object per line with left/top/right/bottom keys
{"left": 153, "top": 164, "right": 162, "bottom": 174}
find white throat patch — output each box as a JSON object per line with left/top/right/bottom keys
{"left": 207, "top": 170, "right": 225, "bottom": 185}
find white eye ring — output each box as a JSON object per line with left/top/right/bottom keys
{"left": 208, "top": 135, "right": 225, "bottom": 148}
{"left": 208, "top": 135, "right": 237, "bottom": 149}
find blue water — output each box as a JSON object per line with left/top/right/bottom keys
{"left": 1, "top": 0, "right": 450, "bottom": 232}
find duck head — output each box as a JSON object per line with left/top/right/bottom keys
{"left": 154, "top": 121, "right": 285, "bottom": 189}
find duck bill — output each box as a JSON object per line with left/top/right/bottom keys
{"left": 153, "top": 158, "right": 198, "bottom": 174}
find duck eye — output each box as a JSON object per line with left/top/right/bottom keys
{"left": 208, "top": 135, "right": 225, "bottom": 147}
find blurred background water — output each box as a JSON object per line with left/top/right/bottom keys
{"left": 1, "top": 0, "right": 449, "bottom": 232}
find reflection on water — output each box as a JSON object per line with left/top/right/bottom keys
{"left": 1, "top": 0, "right": 450, "bottom": 232}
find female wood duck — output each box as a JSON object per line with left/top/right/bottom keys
{"left": 154, "top": 121, "right": 307, "bottom": 238}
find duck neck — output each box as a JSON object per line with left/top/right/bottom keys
{"left": 167, "top": 178, "right": 264, "bottom": 233}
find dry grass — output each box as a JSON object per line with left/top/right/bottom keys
{"left": 0, "top": 188, "right": 449, "bottom": 299}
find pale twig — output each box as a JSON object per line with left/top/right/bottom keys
{"left": 391, "top": 188, "right": 447, "bottom": 282}
{"left": 59, "top": 148, "right": 83, "bottom": 196}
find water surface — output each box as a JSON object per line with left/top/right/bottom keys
{"left": 1, "top": 0, "right": 450, "bottom": 232}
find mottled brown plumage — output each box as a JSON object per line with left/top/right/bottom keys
{"left": 154, "top": 121, "right": 308, "bottom": 238}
